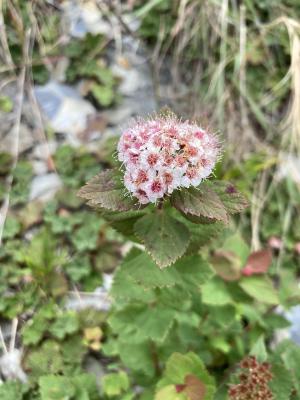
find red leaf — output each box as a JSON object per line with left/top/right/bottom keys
{"left": 175, "top": 384, "right": 186, "bottom": 393}
{"left": 211, "top": 250, "right": 241, "bottom": 281}
{"left": 183, "top": 374, "right": 206, "bottom": 400}
{"left": 175, "top": 374, "right": 207, "bottom": 399}
{"left": 242, "top": 249, "right": 272, "bottom": 276}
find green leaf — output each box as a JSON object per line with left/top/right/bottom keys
{"left": 72, "top": 374, "right": 99, "bottom": 400}
{"left": 135, "top": 305, "right": 177, "bottom": 342}
{"left": 0, "top": 95, "right": 13, "bottom": 112}
{"left": 174, "top": 255, "right": 214, "bottom": 289}
{"left": 269, "top": 360, "right": 294, "bottom": 400}
{"left": 156, "top": 352, "right": 216, "bottom": 400}
{"left": 210, "top": 250, "right": 241, "bottom": 281}
{"left": 0, "top": 381, "right": 27, "bottom": 400}
{"left": 3, "top": 216, "right": 21, "bottom": 239}
{"left": 171, "top": 185, "right": 228, "bottom": 223}
{"left": 239, "top": 276, "right": 279, "bottom": 304}
{"left": 102, "top": 371, "right": 130, "bottom": 397}
{"left": 25, "top": 340, "right": 64, "bottom": 378}
{"left": 250, "top": 335, "right": 267, "bottom": 362}
{"left": 207, "top": 181, "right": 249, "bottom": 214}
{"left": 49, "top": 311, "right": 79, "bottom": 339}
{"left": 91, "top": 83, "right": 114, "bottom": 107}
{"left": 201, "top": 277, "right": 233, "bottom": 306}
{"left": 22, "top": 303, "right": 56, "bottom": 345}
{"left": 118, "top": 342, "right": 155, "bottom": 377}
{"left": 279, "top": 341, "right": 300, "bottom": 393}
{"left": 221, "top": 233, "right": 250, "bottom": 265}
{"left": 114, "top": 248, "right": 181, "bottom": 290}
{"left": 109, "top": 303, "right": 176, "bottom": 342}
{"left": 111, "top": 262, "right": 156, "bottom": 302}
{"left": 155, "top": 385, "right": 186, "bottom": 400}
{"left": 39, "top": 376, "right": 75, "bottom": 400}
{"left": 78, "top": 169, "right": 138, "bottom": 212}
{"left": 134, "top": 212, "right": 190, "bottom": 268}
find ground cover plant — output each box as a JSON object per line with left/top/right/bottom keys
{"left": 1, "top": 0, "right": 300, "bottom": 399}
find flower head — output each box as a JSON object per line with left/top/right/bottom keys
{"left": 228, "top": 356, "right": 273, "bottom": 400}
{"left": 118, "top": 113, "right": 220, "bottom": 204}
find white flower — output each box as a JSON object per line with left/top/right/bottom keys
{"left": 117, "top": 113, "right": 220, "bottom": 204}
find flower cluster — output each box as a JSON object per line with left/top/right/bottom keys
{"left": 228, "top": 356, "right": 273, "bottom": 400}
{"left": 117, "top": 113, "right": 220, "bottom": 204}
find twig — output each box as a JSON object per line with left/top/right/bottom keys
{"left": 0, "top": 326, "right": 7, "bottom": 354}
{"left": 0, "top": 29, "right": 30, "bottom": 245}
{"left": 9, "top": 318, "right": 18, "bottom": 352}
{"left": 0, "top": 0, "right": 15, "bottom": 69}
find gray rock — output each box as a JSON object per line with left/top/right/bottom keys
{"left": 277, "top": 153, "right": 300, "bottom": 185}
{"left": 35, "top": 81, "right": 96, "bottom": 141}
{"left": 62, "top": 0, "right": 112, "bottom": 39}
{"left": 33, "top": 141, "right": 57, "bottom": 160}
{"left": 31, "top": 160, "right": 49, "bottom": 175}
{"left": 29, "top": 173, "right": 62, "bottom": 201}
{"left": 0, "top": 349, "right": 27, "bottom": 383}
{"left": 65, "top": 274, "right": 112, "bottom": 312}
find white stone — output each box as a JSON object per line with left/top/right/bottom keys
{"left": 29, "top": 173, "right": 62, "bottom": 201}
{"left": 35, "top": 81, "right": 95, "bottom": 138}
{"left": 62, "top": 0, "right": 112, "bottom": 38}
{"left": 0, "top": 349, "right": 27, "bottom": 383}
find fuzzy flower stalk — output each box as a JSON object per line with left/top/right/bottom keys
{"left": 117, "top": 113, "right": 220, "bottom": 204}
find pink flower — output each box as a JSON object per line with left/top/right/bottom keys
{"left": 118, "top": 113, "right": 220, "bottom": 204}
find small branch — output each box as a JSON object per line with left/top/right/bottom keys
{"left": 0, "top": 29, "right": 30, "bottom": 245}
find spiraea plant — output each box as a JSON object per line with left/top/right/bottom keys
{"left": 78, "top": 111, "right": 248, "bottom": 269}
{"left": 76, "top": 112, "right": 300, "bottom": 400}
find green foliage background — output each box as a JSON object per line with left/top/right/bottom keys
{"left": 1, "top": 1, "right": 300, "bottom": 399}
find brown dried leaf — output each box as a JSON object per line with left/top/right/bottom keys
{"left": 242, "top": 249, "right": 272, "bottom": 276}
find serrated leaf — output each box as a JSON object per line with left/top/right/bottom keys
{"left": 0, "top": 381, "right": 27, "bottom": 400}
{"left": 210, "top": 250, "right": 241, "bottom": 281}
{"left": 78, "top": 169, "right": 138, "bottom": 211}
{"left": 111, "top": 264, "right": 156, "bottom": 302}
{"left": 207, "top": 181, "right": 249, "bottom": 214}
{"left": 250, "top": 335, "right": 267, "bottom": 362}
{"left": 103, "top": 371, "right": 130, "bottom": 397}
{"left": 155, "top": 385, "right": 186, "bottom": 400}
{"left": 118, "top": 342, "right": 155, "bottom": 377}
{"left": 183, "top": 374, "right": 206, "bottom": 400}
{"left": 269, "top": 360, "right": 294, "bottom": 400}
{"left": 174, "top": 255, "right": 214, "bottom": 289}
{"left": 25, "top": 340, "right": 64, "bottom": 378}
{"left": 171, "top": 185, "right": 228, "bottom": 223}
{"left": 239, "top": 276, "right": 279, "bottom": 305}
{"left": 39, "top": 376, "right": 75, "bottom": 400}
{"left": 109, "top": 303, "right": 176, "bottom": 343}
{"left": 49, "top": 311, "right": 79, "bottom": 339}
{"left": 201, "top": 277, "right": 233, "bottom": 306}
{"left": 242, "top": 248, "right": 272, "bottom": 276}
{"left": 135, "top": 305, "right": 177, "bottom": 342}
{"left": 123, "top": 249, "right": 181, "bottom": 288}
{"left": 72, "top": 374, "right": 99, "bottom": 400}
{"left": 134, "top": 212, "right": 190, "bottom": 268}
{"left": 279, "top": 341, "right": 300, "bottom": 393}
{"left": 157, "top": 352, "right": 215, "bottom": 400}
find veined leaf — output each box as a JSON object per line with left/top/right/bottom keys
{"left": 201, "top": 277, "right": 233, "bottom": 306}
{"left": 206, "top": 181, "right": 249, "bottom": 214}
{"left": 102, "top": 371, "right": 129, "bottom": 397}
{"left": 78, "top": 169, "right": 138, "bottom": 211}
{"left": 156, "top": 352, "right": 216, "bottom": 400}
{"left": 171, "top": 186, "right": 228, "bottom": 223}
{"left": 114, "top": 249, "right": 181, "bottom": 289}
{"left": 134, "top": 212, "right": 190, "bottom": 268}
{"left": 174, "top": 255, "right": 214, "bottom": 289}
{"left": 239, "top": 276, "right": 279, "bottom": 305}
{"left": 39, "top": 376, "right": 75, "bottom": 400}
